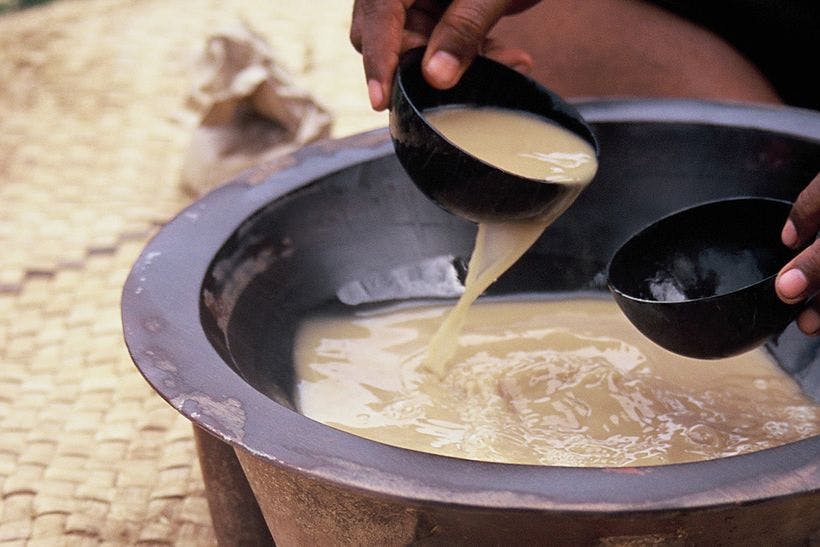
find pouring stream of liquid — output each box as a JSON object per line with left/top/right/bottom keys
{"left": 421, "top": 106, "right": 597, "bottom": 376}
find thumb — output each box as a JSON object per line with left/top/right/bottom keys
{"left": 422, "top": 0, "right": 510, "bottom": 89}
{"left": 776, "top": 238, "right": 820, "bottom": 305}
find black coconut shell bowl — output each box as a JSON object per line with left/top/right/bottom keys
{"left": 608, "top": 197, "right": 803, "bottom": 359}
{"left": 122, "top": 100, "right": 820, "bottom": 545}
{"left": 389, "top": 47, "right": 598, "bottom": 223}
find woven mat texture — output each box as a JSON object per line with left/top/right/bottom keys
{"left": 0, "top": 0, "right": 381, "bottom": 544}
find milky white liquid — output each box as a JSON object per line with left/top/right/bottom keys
{"left": 294, "top": 298, "right": 819, "bottom": 466}
{"left": 425, "top": 106, "right": 598, "bottom": 183}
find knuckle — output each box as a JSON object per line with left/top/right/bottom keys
{"left": 440, "top": 8, "right": 486, "bottom": 50}
{"left": 791, "top": 174, "right": 820, "bottom": 235}
{"left": 794, "top": 240, "right": 820, "bottom": 292}
{"left": 360, "top": 0, "right": 383, "bottom": 18}
{"left": 350, "top": 1, "right": 363, "bottom": 48}
{"left": 350, "top": 25, "right": 362, "bottom": 49}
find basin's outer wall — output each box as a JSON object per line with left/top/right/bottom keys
{"left": 228, "top": 442, "right": 818, "bottom": 546}
{"left": 193, "top": 427, "right": 274, "bottom": 546}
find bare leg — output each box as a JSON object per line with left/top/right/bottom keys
{"left": 491, "top": 0, "right": 780, "bottom": 104}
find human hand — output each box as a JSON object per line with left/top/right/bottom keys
{"left": 776, "top": 172, "right": 820, "bottom": 334}
{"left": 350, "top": 0, "right": 540, "bottom": 111}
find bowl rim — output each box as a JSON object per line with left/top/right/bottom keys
{"left": 122, "top": 99, "right": 820, "bottom": 513}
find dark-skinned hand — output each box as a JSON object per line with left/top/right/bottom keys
{"left": 777, "top": 172, "right": 820, "bottom": 335}
{"left": 350, "top": 0, "right": 541, "bottom": 110}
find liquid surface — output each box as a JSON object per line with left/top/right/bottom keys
{"left": 421, "top": 107, "right": 598, "bottom": 375}
{"left": 295, "top": 298, "right": 819, "bottom": 466}
{"left": 425, "top": 106, "right": 597, "bottom": 183}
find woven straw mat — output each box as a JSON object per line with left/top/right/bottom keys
{"left": 0, "top": 0, "right": 383, "bottom": 544}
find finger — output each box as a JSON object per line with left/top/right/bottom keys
{"left": 776, "top": 238, "right": 820, "bottom": 304}
{"left": 402, "top": 1, "right": 441, "bottom": 48}
{"left": 356, "top": 1, "right": 410, "bottom": 110}
{"left": 784, "top": 172, "right": 820, "bottom": 248}
{"left": 422, "top": 0, "right": 512, "bottom": 89}
{"left": 399, "top": 1, "right": 442, "bottom": 54}
{"left": 350, "top": 0, "right": 364, "bottom": 52}
{"left": 795, "top": 303, "right": 820, "bottom": 335}
{"left": 482, "top": 40, "right": 533, "bottom": 74}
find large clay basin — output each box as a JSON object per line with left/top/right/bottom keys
{"left": 122, "top": 100, "right": 820, "bottom": 546}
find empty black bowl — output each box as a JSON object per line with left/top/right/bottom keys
{"left": 608, "top": 197, "right": 802, "bottom": 359}
{"left": 389, "top": 47, "right": 598, "bottom": 223}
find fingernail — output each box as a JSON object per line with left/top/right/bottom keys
{"left": 782, "top": 219, "right": 798, "bottom": 248}
{"left": 425, "top": 50, "right": 461, "bottom": 88}
{"left": 777, "top": 268, "right": 808, "bottom": 301}
{"left": 368, "top": 79, "right": 384, "bottom": 110}
{"left": 510, "top": 61, "right": 531, "bottom": 74}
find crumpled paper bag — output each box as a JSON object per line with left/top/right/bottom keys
{"left": 181, "top": 23, "right": 332, "bottom": 196}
